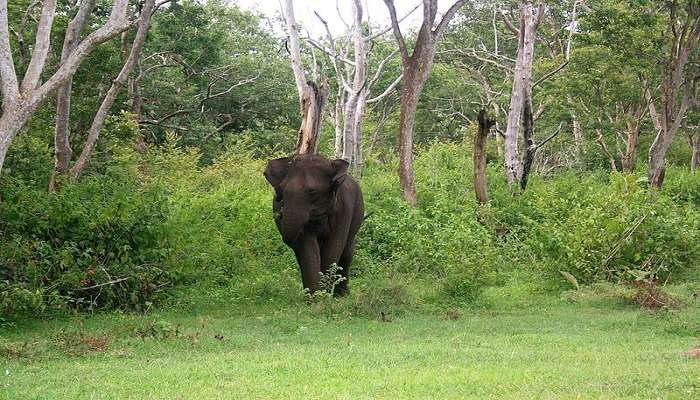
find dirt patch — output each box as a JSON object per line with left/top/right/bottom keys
{"left": 443, "top": 308, "right": 461, "bottom": 321}
{"left": 687, "top": 348, "right": 700, "bottom": 359}
{"left": 56, "top": 331, "right": 110, "bottom": 356}
{"left": 0, "top": 341, "right": 42, "bottom": 360}
{"left": 631, "top": 281, "right": 682, "bottom": 311}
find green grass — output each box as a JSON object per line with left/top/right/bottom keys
{"left": 1, "top": 288, "right": 699, "bottom": 399}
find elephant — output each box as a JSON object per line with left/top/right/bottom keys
{"left": 263, "top": 154, "right": 364, "bottom": 296}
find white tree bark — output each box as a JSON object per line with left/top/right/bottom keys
{"left": 283, "top": 0, "right": 327, "bottom": 154}
{"left": 501, "top": 2, "right": 543, "bottom": 189}
{"left": 0, "top": 0, "right": 131, "bottom": 174}
{"left": 340, "top": 0, "right": 365, "bottom": 164}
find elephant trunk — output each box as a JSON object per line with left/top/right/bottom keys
{"left": 280, "top": 210, "right": 308, "bottom": 245}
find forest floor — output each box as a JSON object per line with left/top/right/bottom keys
{"left": 1, "top": 284, "right": 699, "bottom": 399}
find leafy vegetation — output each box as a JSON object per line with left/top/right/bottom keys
{"left": 3, "top": 137, "right": 699, "bottom": 317}
{"left": 0, "top": 0, "right": 698, "bottom": 396}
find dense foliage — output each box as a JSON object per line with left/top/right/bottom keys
{"left": 3, "top": 136, "right": 699, "bottom": 317}
{"left": 0, "top": 0, "right": 698, "bottom": 319}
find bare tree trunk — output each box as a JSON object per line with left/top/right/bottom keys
{"left": 295, "top": 80, "right": 328, "bottom": 154}
{"left": 396, "top": 64, "right": 427, "bottom": 206}
{"left": 70, "top": 0, "right": 156, "bottom": 179}
{"left": 501, "top": 2, "right": 542, "bottom": 189}
{"left": 474, "top": 110, "right": 495, "bottom": 205}
{"left": 596, "top": 126, "right": 617, "bottom": 172}
{"left": 0, "top": 0, "right": 131, "bottom": 175}
{"left": 519, "top": 91, "right": 536, "bottom": 190}
{"left": 621, "top": 121, "right": 640, "bottom": 173}
{"left": 283, "top": 0, "right": 328, "bottom": 155}
{"left": 352, "top": 89, "right": 367, "bottom": 176}
{"left": 333, "top": 85, "right": 344, "bottom": 158}
{"left": 384, "top": 0, "right": 466, "bottom": 206}
{"left": 0, "top": 114, "right": 18, "bottom": 171}
{"left": 49, "top": 0, "right": 96, "bottom": 191}
{"left": 690, "top": 133, "right": 700, "bottom": 174}
{"left": 647, "top": 1, "right": 699, "bottom": 188}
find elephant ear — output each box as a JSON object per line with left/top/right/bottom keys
{"left": 330, "top": 159, "right": 349, "bottom": 190}
{"left": 264, "top": 157, "right": 291, "bottom": 188}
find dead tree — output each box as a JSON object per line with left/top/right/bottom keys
{"left": 384, "top": 0, "right": 467, "bottom": 206}
{"left": 500, "top": 1, "right": 544, "bottom": 190}
{"left": 0, "top": 0, "right": 132, "bottom": 175}
{"left": 310, "top": 3, "right": 407, "bottom": 176}
{"left": 646, "top": 0, "right": 700, "bottom": 188}
{"left": 283, "top": 0, "right": 328, "bottom": 155}
{"left": 474, "top": 110, "right": 495, "bottom": 205}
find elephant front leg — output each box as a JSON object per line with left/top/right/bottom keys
{"left": 293, "top": 234, "right": 321, "bottom": 294}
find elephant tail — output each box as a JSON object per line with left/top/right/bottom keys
{"left": 363, "top": 212, "right": 373, "bottom": 221}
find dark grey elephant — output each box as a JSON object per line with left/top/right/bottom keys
{"left": 264, "top": 154, "right": 364, "bottom": 295}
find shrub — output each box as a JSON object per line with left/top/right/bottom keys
{"left": 0, "top": 169, "right": 171, "bottom": 317}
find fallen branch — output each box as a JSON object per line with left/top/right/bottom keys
{"left": 78, "top": 277, "right": 129, "bottom": 291}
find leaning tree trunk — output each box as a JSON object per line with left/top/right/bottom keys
{"left": 70, "top": 0, "right": 155, "bottom": 179}
{"left": 474, "top": 110, "right": 495, "bottom": 205}
{"left": 647, "top": 1, "right": 699, "bottom": 188}
{"left": 0, "top": 0, "right": 131, "bottom": 175}
{"left": 648, "top": 100, "right": 689, "bottom": 188}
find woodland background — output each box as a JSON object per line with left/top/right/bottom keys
{"left": 0, "top": 0, "right": 699, "bottom": 320}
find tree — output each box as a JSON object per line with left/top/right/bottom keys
{"left": 309, "top": 2, "right": 406, "bottom": 175}
{"left": 500, "top": 1, "right": 544, "bottom": 190}
{"left": 282, "top": 0, "right": 328, "bottom": 154}
{"left": 0, "top": 0, "right": 132, "bottom": 174}
{"left": 383, "top": 0, "right": 466, "bottom": 206}
{"left": 647, "top": 0, "right": 700, "bottom": 188}
{"left": 69, "top": 0, "right": 157, "bottom": 179}
{"left": 474, "top": 109, "right": 495, "bottom": 205}
{"left": 49, "top": 0, "right": 97, "bottom": 191}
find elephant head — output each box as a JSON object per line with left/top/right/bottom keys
{"left": 264, "top": 155, "right": 349, "bottom": 245}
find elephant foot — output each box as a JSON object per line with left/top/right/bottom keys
{"left": 333, "top": 283, "right": 349, "bottom": 297}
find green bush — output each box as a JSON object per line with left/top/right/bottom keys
{"left": 0, "top": 169, "right": 171, "bottom": 316}
{"left": 2, "top": 135, "right": 699, "bottom": 318}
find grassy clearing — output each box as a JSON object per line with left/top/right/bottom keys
{"left": 1, "top": 286, "right": 699, "bottom": 399}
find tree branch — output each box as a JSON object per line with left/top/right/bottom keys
{"left": 0, "top": 0, "right": 20, "bottom": 106}
{"left": 533, "top": 60, "right": 569, "bottom": 88}
{"left": 20, "top": 0, "right": 57, "bottom": 94}
{"left": 500, "top": 10, "right": 519, "bottom": 35}
{"left": 434, "top": 0, "right": 467, "bottom": 38}
{"left": 31, "top": 0, "right": 131, "bottom": 111}
{"left": 383, "top": 0, "right": 409, "bottom": 60}
{"left": 370, "top": 3, "right": 421, "bottom": 40}
{"left": 367, "top": 74, "right": 403, "bottom": 103}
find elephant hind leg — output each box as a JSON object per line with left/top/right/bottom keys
{"left": 334, "top": 238, "right": 355, "bottom": 297}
